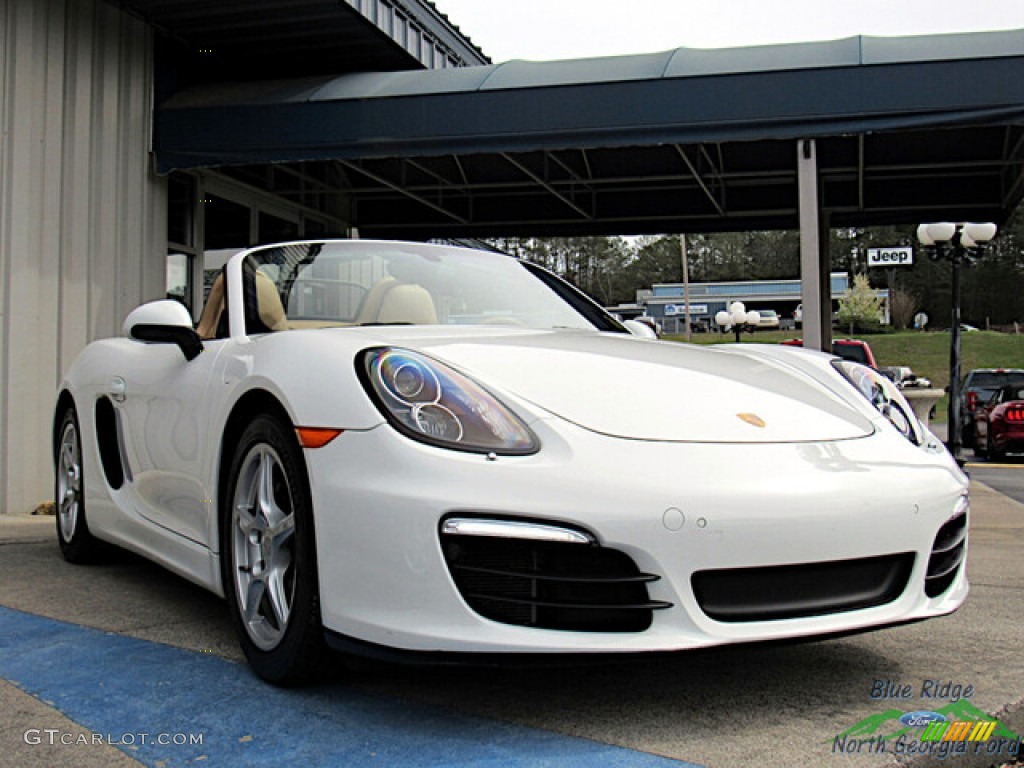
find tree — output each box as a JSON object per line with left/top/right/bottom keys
{"left": 888, "top": 286, "right": 919, "bottom": 330}
{"left": 623, "top": 236, "right": 683, "bottom": 293}
{"left": 485, "top": 203, "right": 1024, "bottom": 326}
{"left": 837, "top": 274, "right": 883, "bottom": 333}
{"left": 487, "top": 235, "right": 634, "bottom": 306}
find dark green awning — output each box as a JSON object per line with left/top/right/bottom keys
{"left": 155, "top": 30, "right": 1024, "bottom": 236}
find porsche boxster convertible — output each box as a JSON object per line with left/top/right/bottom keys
{"left": 54, "top": 240, "right": 968, "bottom": 684}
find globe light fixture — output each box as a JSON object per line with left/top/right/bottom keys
{"left": 916, "top": 222, "right": 997, "bottom": 459}
{"left": 716, "top": 301, "right": 761, "bottom": 342}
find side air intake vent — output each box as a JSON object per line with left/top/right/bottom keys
{"left": 440, "top": 518, "right": 670, "bottom": 632}
{"left": 925, "top": 509, "right": 968, "bottom": 598}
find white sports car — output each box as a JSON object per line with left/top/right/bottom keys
{"left": 54, "top": 240, "right": 968, "bottom": 684}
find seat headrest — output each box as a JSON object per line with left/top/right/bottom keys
{"left": 255, "top": 270, "right": 288, "bottom": 332}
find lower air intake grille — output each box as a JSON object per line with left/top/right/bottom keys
{"left": 440, "top": 533, "right": 670, "bottom": 632}
{"left": 925, "top": 511, "right": 967, "bottom": 597}
{"left": 692, "top": 553, "right": 915, "bottom": 623}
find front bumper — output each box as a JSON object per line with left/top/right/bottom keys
{"left": 306, "top": 418, "right": 968, "bottom": 654}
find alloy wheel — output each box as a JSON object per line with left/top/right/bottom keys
{"left": 230, "top": 444, "right": 297, "bottom": 651}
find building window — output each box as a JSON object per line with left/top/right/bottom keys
{"left": 166, "top": 252, "right": 192, "bottom": 307}
{"left": 168, "top": 174, "right": 195, "bottom": 247}
{"left": 167, "top": 173, "right": 199, "bottom": 313}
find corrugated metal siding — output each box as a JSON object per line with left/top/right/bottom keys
{"left": 343, "top": 0, "right": 488, "bottom": 67}
{"left": 1, "top": 0, "right": 167, "bottom": 514}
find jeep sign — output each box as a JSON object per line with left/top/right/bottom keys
{"left": 867, "top": 247, "right": 914, "bottom": 267}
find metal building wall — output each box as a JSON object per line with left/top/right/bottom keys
{"left": 1, "top": 0, "right": 167, "bottom": 514}
{"left": 342, "top": 0, "right": 489, "bottom": 67}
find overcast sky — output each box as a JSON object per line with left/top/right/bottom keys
{"left": 431, "top": 0, "right": 1024, "bottom": 62}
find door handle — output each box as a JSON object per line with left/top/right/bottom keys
{"left": 108, "top": 377, "right": 126, "bottom": 403}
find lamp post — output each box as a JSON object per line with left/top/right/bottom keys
{"left": 715, "top": 301, "right": 761, "bottom": 342}
{"left": 916, "top": 222, "right": 997, "bottom": 459}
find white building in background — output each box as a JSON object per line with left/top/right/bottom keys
{"left": 643, "top": 274, "right": 888, "bottom": 334}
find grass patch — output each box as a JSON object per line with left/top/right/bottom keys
{"left": 664, "top": 329, "right": 1024, "bottom": 422}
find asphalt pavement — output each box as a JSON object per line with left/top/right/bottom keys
{"left": 931, "top": 420, "right": 1024, "bottom": 503}
{"left": 1, "top": 475, "right": 1022, "bottom": 768}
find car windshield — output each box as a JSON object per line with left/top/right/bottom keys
{"left": 997, "top": 386, "right": 1024, "bottom": 403}
{"left": 239, "top": 241, "right": 623, "bottom": 335}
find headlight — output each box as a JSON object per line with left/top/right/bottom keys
{"left": 833, "top": 360, "right": 923, "bottom": 445}
{"left": 359, "top": 348, "right": 539, "bottom": 455}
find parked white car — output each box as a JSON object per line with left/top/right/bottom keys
{"left": 754, "top": 309, "right": 780, "bottom": 330}
{"left": 55, "top": 240, "right": 968, "bottom": 684}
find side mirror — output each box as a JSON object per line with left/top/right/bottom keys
{"left": 124, "top": 300, "right": 203, "bottom": 361}
{"left": 623, "top": 319, "right": 658, "bottom": 339}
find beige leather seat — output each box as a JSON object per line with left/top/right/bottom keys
{"left": 355, "top": 277, "right": 437, "bottom": 325}
{"left": 196, "top": 273, "right": 226, "bottom": 340}
{"left": 254, "top": 270, "right": 288, "bottom": 331}
{"left": 196, "top": 269, "right": 288, "bottom": 338}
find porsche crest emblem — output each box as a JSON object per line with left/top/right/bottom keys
{"left": 737, "top": 413, "right": 766, "bottom": 428}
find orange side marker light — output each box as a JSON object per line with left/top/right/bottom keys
{"left": 295, "top": 427, "right": 344, "bottom": 448}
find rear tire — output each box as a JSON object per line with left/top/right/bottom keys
{"left": 961, "top": 423, "right": 974, "bottom": 449}
{"left": 55, "top": 407, "right": 103, "bottom": 563}
{"left": 989, "top": 432, "right": 1005, "bottom": 462}
{"left": 222, "top": 414, "right": 326, "bottom": 685}
{"left": 974, "top": 431, "right": 988, "bottom": 459}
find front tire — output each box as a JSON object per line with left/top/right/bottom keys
{"left": 55, "top": 407, "right": 103, "bottom": 563}
{"left": 222, "top": 414, "right": 326, "bottom": 685}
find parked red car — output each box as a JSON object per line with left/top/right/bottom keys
{"left": 960, "top": 368, "right": 1024, "bottom": 448}
{"left": 973, "top": 384, "right": 1024, "bottom": 460}
{"left": 780, "top": 338, "right": 878, "bottom": 369}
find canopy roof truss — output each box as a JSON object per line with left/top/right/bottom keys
{"left": 238, "top": 122, "right": 1020, "bottom": 238}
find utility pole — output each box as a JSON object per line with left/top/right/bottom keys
{"left": 681, "top": 233, "right": 691, "bottom": 340}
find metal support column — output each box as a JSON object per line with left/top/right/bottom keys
{"left": 818, "top": 209, "right": 833, "bottom": 350}
{"left": 797, "top": 139, "right": 831, "bottom": 352}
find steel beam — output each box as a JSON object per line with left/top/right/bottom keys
{"left": 798, "top": 139, "right": 831, "bottom": 353}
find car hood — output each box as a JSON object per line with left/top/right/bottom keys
{"left": 349, "top": 328, "right": 874, "bottom": 444}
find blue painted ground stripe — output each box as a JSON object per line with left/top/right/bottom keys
{"left": 0, "top": 606, "right": 700, "bottom": 768}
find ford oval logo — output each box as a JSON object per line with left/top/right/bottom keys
{"left": 899, "top": 711, "right": 947, "bottom": 728}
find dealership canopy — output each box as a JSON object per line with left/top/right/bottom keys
{"left": 156, "top": 29, "right": 1024, "bottom": 238}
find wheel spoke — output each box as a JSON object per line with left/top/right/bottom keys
{"left": 61, "top": 443, "right": 76, "bottom": 481}
{"left": 257, "top": 451, "right": 281, "bottom": 524}
{"left": 59, "top": 497, "right": 76, "bottom": 540}
{"left": 268, "top": 513, "right": 295, "bottom": 548}
{"left": 265, "top": 560, "right": 292, "bottom": 628}
{"left": 56, "top": 425, "right": 82, "bottom": 542}
{"left": 243, "top": 577, "right": 267, "bottom": 624}
{"left": 60, "top": 442, "right": 76, "bottom": 487}
{"left": 235, "top": 501, "right": 258, "bottom": 536}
